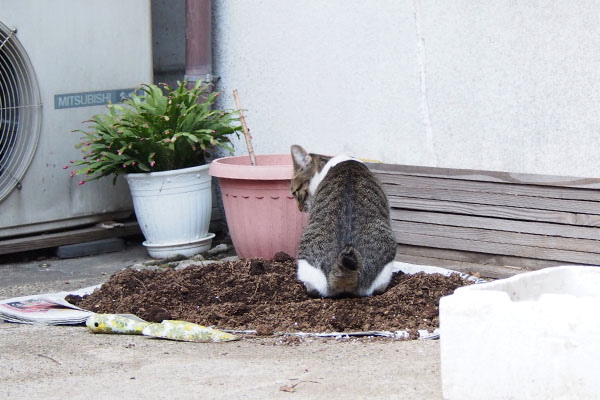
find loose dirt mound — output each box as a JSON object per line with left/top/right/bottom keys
{"left": 68, "top": 253, "right": 470, "bottom": 338}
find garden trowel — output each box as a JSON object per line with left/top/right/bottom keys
{"left": 86, "top": 313, "right": 238, "bottom": 342}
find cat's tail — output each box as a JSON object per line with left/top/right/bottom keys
{"left": 328, "top": 244, "right": 360, "bottom": 293}
{"left": 337, "top": 244, "right": 360, "bottom": 271}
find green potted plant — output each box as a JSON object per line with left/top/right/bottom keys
{"left": 70, "top": 80, "right": 241, "bottom": 258}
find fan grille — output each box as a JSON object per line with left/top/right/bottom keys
{"left": 0, "top": 21, "right": 41, "bottom": 202}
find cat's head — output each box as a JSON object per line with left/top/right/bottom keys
{"left": 290, "top": 145, "right": 331, "bottom": 212}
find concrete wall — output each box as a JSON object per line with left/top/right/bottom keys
{"left": 213, "top": 1, "right": 600, "bottom": 178}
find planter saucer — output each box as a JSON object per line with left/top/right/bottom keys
{"left": 143, "top": 233, "right": 216, "bottom": 259}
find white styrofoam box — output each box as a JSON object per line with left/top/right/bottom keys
{"left": 440, "top": 266, "right": 600, "bottom": 400}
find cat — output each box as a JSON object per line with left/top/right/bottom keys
{"left": 290, "top": 144, "right": 396, "bottom": 297}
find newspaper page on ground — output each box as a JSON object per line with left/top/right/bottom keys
{"left": 0, "top": 285, "right": 99, "bottom": 325}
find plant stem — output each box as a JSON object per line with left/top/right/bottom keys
{"left": 232, "top": 89, "right": 257, "bottom": 166}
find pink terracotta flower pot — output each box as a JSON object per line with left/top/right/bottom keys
{"left": 209, "top": 154, "right": 309, "bottom": 259}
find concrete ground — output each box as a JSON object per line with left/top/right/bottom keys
{"left": 0, "top": 239, "right": 443, "bottom": 400}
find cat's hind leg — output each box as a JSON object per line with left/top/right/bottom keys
{"left": 361, "top": 261, "right": 394, "bottom": 296}
{"left": 297, "top": 259, "right": 329, "bottom": 297}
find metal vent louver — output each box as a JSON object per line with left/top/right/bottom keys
{"left": 0, "top": 21, "right": 41, "bottom": 202}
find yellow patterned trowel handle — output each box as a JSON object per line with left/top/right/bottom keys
{"left": 86, "top": 314, "right": 150, "bottom": 335}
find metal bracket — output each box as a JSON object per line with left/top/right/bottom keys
{"left": 184, "top": 73, "right": 220, "bottom": 85}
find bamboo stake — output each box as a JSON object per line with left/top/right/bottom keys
{"left": 232, "top": 89, "right": 257, "bottom": 166}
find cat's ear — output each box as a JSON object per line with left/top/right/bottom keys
{"left": 291, "top": 145, "right": 312, "bottom": 171}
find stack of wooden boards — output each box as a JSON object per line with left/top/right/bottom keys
{"left": 369, "top": 163, "right": 600, "bottom": 278}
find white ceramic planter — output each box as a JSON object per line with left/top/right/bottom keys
{"left": 124, "top": 164, "right": 214, "bottom": 258}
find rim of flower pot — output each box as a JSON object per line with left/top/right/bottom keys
{"left": 209, "top": 154, "right": 294, "bottom": 180}
{"left": 123, "top": 163, "right": 210, "bottom": 180}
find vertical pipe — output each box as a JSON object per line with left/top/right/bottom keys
{"left": 185, "top": 0, "right": 212, "bottom": 83}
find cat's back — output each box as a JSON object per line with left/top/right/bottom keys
{"left": 300, "top": 159, "right": 394, "bottom": 257}
{"left": 312, "top": 160, "right": 390, "bottom": 225}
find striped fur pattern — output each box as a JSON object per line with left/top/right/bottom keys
{"left": 290, "top": 145, "right": 396, "bottom": 297}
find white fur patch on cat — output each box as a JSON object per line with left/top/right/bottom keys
{"left": 308, "top": 154, "right": 363, "bottom": 196}
{"left": 297, "top": 259, "right": 328, "bottom": 296}
{"left": 360, "top": 261, "right": 394, "bottom": 296}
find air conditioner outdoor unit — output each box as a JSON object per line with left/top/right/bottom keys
{"left": 0, "top": 0, "right": 153, "bottom": 239}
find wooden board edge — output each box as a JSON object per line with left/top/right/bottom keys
{"left": 0, "top": 221, "right": 142, "bottom": 255}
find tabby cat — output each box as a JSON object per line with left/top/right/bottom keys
{"left": 290, "top": 145, "right": 396, "bottom": 297}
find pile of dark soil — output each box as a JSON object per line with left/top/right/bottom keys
{"left": 67, "top": 253, "right": 471, "bottom": 338}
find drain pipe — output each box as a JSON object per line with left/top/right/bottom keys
{"left": 186, "top": 0, "right": 227, "bottom": 234}
{"left": 185, "top": 0, "right": 214, "bottom": 85}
